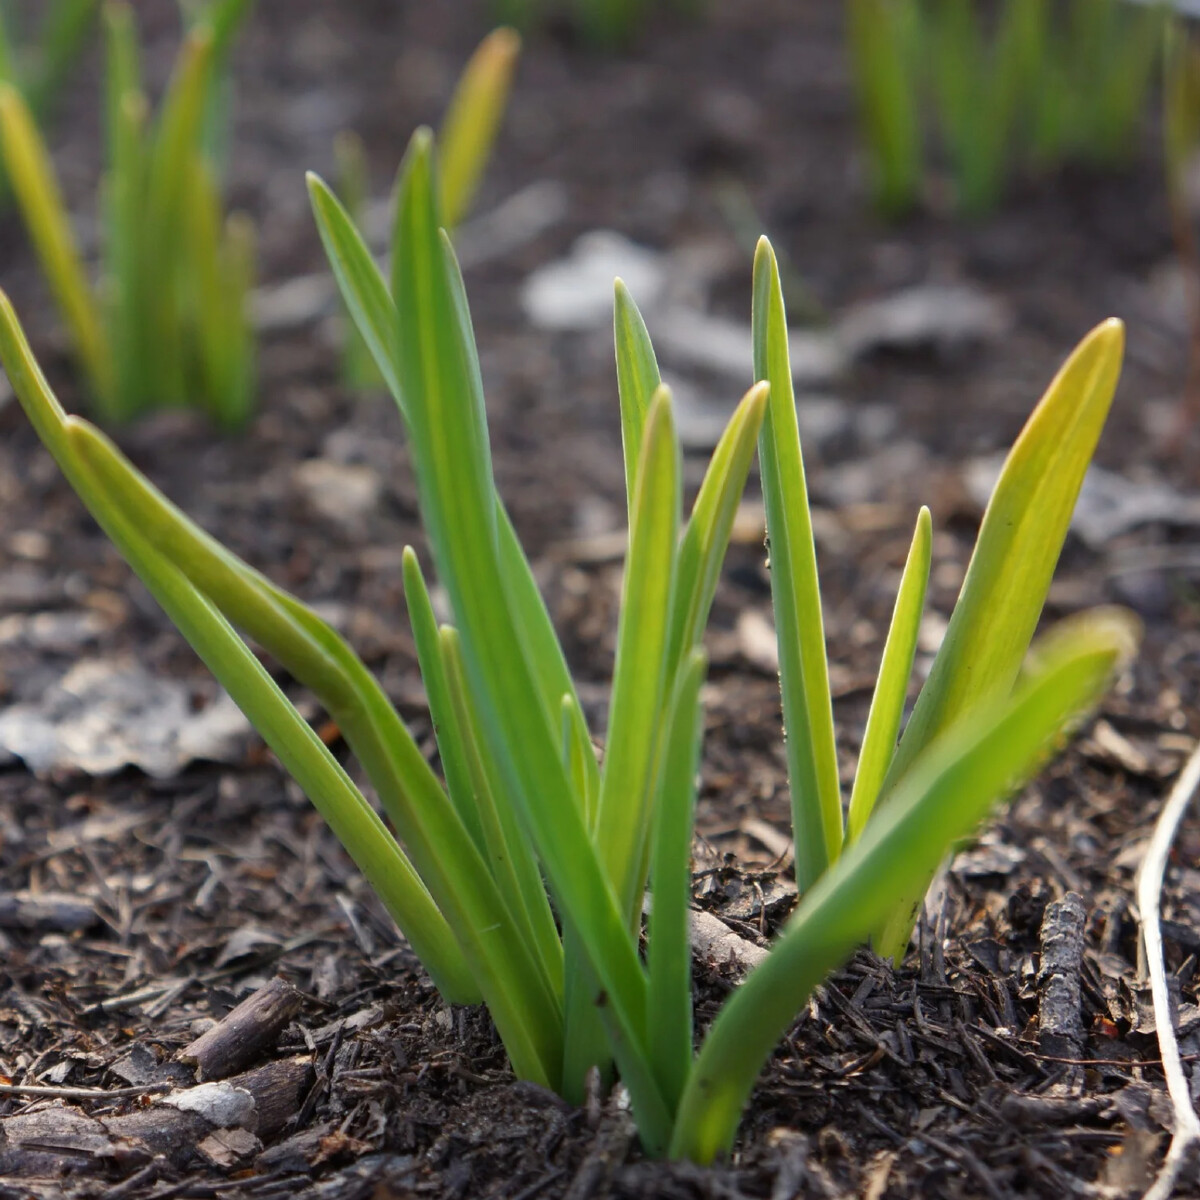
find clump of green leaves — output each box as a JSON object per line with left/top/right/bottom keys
{"left": 0, "top": 0, "right": 254, "bottom": 426}
{"left": 0, "top": 126, "right": 1137, "bottom": 1161}
{"left": 849, "top": 0, "right": 1166, "bottom": 217}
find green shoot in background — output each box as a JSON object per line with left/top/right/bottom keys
{"left": 0, "top": 0, "right": 98, "bottom": 214}
{"left": 1164, "top": 17, "right": 1200, "bottom": 438}
{"left": 493, "top": 0, "right": 704, "bottom": 48}
{"left": 0, "top": 0, "right": 255, "bottom": 426}
{"left": 848, "top": 0, "right": 1168, "bottom": 218}
{"left": 0, "top": 0, "right": 98, "bottom": 127}
{"left": 336, "top": 27, "right": 520, "bottom": 393}
{"left": 0, "top": 126, "right": 1137, "bottom": 1161}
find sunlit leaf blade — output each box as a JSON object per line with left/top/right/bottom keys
{"left": 440, "top": 178, "right": 584, "bottom": 743}
{"left": 646, "top": 650, "right": 706, "bottom": 1113}
{"left": 846, "top": 506, "right": 931, "bottom": 844}
{"left": 753, "top": 236, "right": 842, "bottom": 889}
{"left": 95, "top": 540, "right": 474, "bottom": 1003}
{"left": 101, "top": 547, "right": 474, "bottom": 1004}
{"left": 0, "top": 84, "right": 113, "bottom": 410}
{"left": 63, "top": 418, "right": 565, "bottom": 1024}
{"left": 439, "top": 625, "right": 565, "bottom": 997}
{"left": 561, "top": 693, "right": 598, "bottom": 823}
{"left": 50, "top": 381, "right": 566, "bottom": 1081}
{"left": 438, "top": 26, "right": 520, "bottom": 229}
{"left": 332, "top": 131, "right": 383, "bottom": 390}
{"left": 311, "top": 164, "right": 592, "bottom": 780}
{"left": 672, "top": 608, "right": 1139, "bottom": 1164}
{"left": 401, "top": 547, "right": 487, "bottom": 853}
{"left": 885, "top": 319, "right": 1124, "bottom": 787}
{"left": 65, "top": 475, "right": 562, "bottom": 1093}
{"left": 667, "top": 381, "right": 769, "bottom": 676}
{"left": 613, "top": 278, "right": 662, "bottom": 517}
{"left": 873, "top": 320, "right": 1124, "bottom": 959}
{"left": 560, "top": 687, "right": 608, "bottom": 1099}
{"left": 389, "top": 129, "right": 669, "bottom": 1148}
{"left": 495, "top": 500, "right": 594, "bottom": 777}
{"left": 407, "top": 543, "right": 562, "bottom": 992}
{"left": 595, "top": 387, "right": 680, "bottom": 919}
{"left": 0, "top": 288, "right": 481, "bottom": 1000}
{"left": 307, "top": 171, "right": 402, "bottom": 399}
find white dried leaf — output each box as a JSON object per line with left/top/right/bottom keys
{"left": 158, "top": 1081, "right": 256, "bottom": 1129}
{"left": 0, "top": 657, "right": 249, "bottom": 777}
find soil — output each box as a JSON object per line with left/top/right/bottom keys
{"left": 0, "top": 1, "right": 1198, "bottom": 1197}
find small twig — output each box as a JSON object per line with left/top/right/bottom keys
{"left": 0, "top": 1082, "right": 170, "bottom": 1100}
{"left": 1138, "top": 739, "right": 1200, "bottom": 1200}
{"left": 178, "top": 976, "right": 303, "bottom": 1082}
{"left": 1033, "top": 1052, "right": 1200, "bottom": 1068}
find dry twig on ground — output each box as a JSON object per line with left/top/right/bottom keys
{"left": 1137, "top": 740, "right": 1200, "bottom": 1200}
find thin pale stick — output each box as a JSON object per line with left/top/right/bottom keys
{"left": 1138, "top": 739, "right": 1200, "bottom": 1200}
{"left": 0, "top": 1082, "right": 171, "bottom": 1100}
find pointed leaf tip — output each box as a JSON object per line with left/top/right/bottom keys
{"left": 409, "top": 125, "right": 435, "bottom": 158}
{"left": 1091, "top": 316, "right": 1125, "bottom": 355}
{"left": 488, "top": 26, "right": 522, "bottom": 56}
{"left": 647, "top": 383, "right": 673, "bottom": 423}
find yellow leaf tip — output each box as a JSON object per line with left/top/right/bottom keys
{"left": 485, "top": 26, "right": 522, "bottom": 57}
{"left": 1085, "top": 316, "right": 1125, "bottom": 359}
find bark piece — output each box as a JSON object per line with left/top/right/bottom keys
{"left": 196, "top": 1127, "right": 262, "bottom": 1168}
{"left": 231, "top": 1056, "right": 314, "bottom": 1138}
{"left": 178, "top": 976, "right": 303, "bottom": 1081}
{"left": 1037, "top": 892, "right": 1088, "bottom": 1087}
{"left": 688, "top": 908, "right": 768, "bottom": 969}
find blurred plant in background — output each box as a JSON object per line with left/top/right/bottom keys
{"left": 0, "top": 0, "right": 255, "bottom": 427}
{"left": 335, "top": 28, "right": 521, "bottom": 393}
{"left": 1163, "top": 16, "right": 1200, "bottom": 433}
{"left": 849, "top": 0, "right": 1168, "bottom": 218}
{"left": 494, "top": 0, "right": 702, "bottom": 48}
{"left": 0, "top": 0, "right": 97, "bottom": 133}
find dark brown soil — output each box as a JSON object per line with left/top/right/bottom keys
{"left": 0, "top": 2, "right": 1198, "bottom": 1197}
